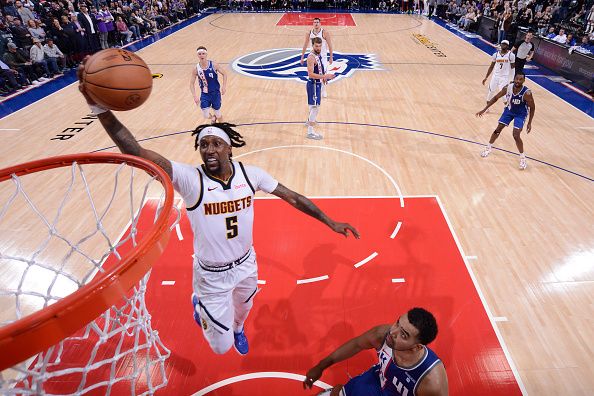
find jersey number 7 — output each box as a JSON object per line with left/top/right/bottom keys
{"left": 226, "top": 216, "right": 238, "bottom": 239}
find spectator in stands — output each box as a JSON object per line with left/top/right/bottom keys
{"left": 546, "top": 26, "right": 556, "bottom": 38}
{"left": 78, "top": 3, "right": 100, "bottom": 52}
{"left": 15, "top": 1, "right": 35, "bottom": 26}
{"left": 553, "top": 28, "right": 567, "bottom": 43}
{"left": 30, "top": 37, "right": 58, "bottom": 78}
{"left": 565, "top": 33, "right": 575, "bottom": 46}
{"left": 497, "top": 10, "right": 513, "bottom": 43}
{"left": 586, "top": 5, "right": 594, "bottom": 34}
{"left": 27, "top": 20, "right": 47, "bottom": 42}
{"left": 43, "top": 37, "right": 66, "bottom": 72}
{"left": 3, "top": 0, "right": 19, "bottom": 19}
{"left": 571, "top": 35, "right": 593, "bottom": 54}
{"left": 3, "top": 41, "right": 41, "bottom": 84}
{"left": 9, "top": 18, "right": 33, "bottom": 49}
{"left": 115, "top": 16, "right": 133, "bottom": 44}
{"left": 0, "top": 58, "right": 22, "bottom": 93}
{"left": 96, "top": 4, "right": 115, "bottom": 50}
{"left": 49, "top": 17, "right": 74, "bottom": 66}
{"left": 459, "top": 6, "right": 478, "bottom": 30}
{"left": 517, "top": 6, "right": 533, "bottom": 27}
{"left": 64, "top": 14, "right": 88, "bottom": 61}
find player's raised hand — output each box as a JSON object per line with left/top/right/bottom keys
{"left": 303, "top": 365, "right": 324, "bottom": 389}
{"left": 330, "top": 221, "right": 360, "bottom": 239}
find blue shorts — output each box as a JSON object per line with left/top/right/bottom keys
{"left": 307, "top": 81, "right": 322, "bottom": 106}
{"left": 342, "top": 366, "right": 382, "bottom": 396}
{"left": 200, "top": 91, "right": 222, "bottom": 110}
{"left": 498, "top": 108, "right": 527, "bottom": 130}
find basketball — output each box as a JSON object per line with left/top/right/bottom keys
{"left": 82, "top": 48, "right": 153, "bottom": 111}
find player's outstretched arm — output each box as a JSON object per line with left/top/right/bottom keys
{"left": 476, "top": 86, "right": 507, "bottom": 117}
{"left": 300, "top": 32, "right": 310, "bottom": 64}
{"left": 77, "top": 61, "right": 173, "bottom": 179}
{"left": 324, "top": 30, "right": 333, "bottom": 63}
{"left": 303, "top": 324, "right": 388, "bottom": 390}
{"left": 482, "top": 62, "right": 495, "bottom": 85}
{"left": 189, "top": 67, "right": 199, "bottom": 104}
{"left": 271, "top": 183, "right": 360, "bottom": 238}
{"left": 525, "top": 90, "right": 535, "bottom": 133}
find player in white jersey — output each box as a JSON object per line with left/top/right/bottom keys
{"left": 303, "top": 308, "right": 448, "bottom": 396}
{"left": 482, "top": 40, "right": 515, "bottom": 105}
{"left": 77, "top": 62, "right": 360, "bottom": 356}
{"left": 301, "top": 17, "right": 333, "bottom": 98}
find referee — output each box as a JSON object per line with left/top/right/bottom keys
{"left": 512, "top": 31, "right": 535, "bottom": 75}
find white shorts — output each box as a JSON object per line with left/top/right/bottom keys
{"left": 193, "top": 248, "right": 258, "bottom": 335}
{"left": 487, "top": 76, "right": 509, "bottom": 101}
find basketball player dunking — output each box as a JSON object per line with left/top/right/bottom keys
{"left": 190, "top": 46, "right": 227, "bottom": 123}
{"left": 306, "top": 37, "right": 336, "bottom": 140}
{"left": 78, "top": 60, "right": 359, "bottom": 357}
{"left": 300, "top": 17, "right": 333, "bottom": 98}
{"left": 482, "top": 40, "right": 515, "bottom": 109}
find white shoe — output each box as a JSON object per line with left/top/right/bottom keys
{"left": 39, "top": 77, "right": 49, "bottom": 82}
{"left": 519, "top": 157, "right": 527, "bottom": 170}
{"left": 306, "top": 131, "right": 323, "bottom": 140}
{"left": 480, "top": 146, "right": 491, "bottom": 157}
{"left": 31, "top": 80, "right": 41, "bottom": 84}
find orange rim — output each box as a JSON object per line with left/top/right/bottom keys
{"left": 0, "top": 153, "right": 174, "bottom": 371}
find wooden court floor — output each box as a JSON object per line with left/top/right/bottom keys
{"left": 0, "top": 12, "right": 593, "bottom": 395}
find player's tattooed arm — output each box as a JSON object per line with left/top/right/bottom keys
{"left": 96, "top": 112, "right": 173, "bottom": 179}
{"left": 271, "top": 183, "right": 360, "bottom": 238}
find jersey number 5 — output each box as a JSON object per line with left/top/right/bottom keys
{"left": 226, "top": 216, "right": 238, "bottom": 239}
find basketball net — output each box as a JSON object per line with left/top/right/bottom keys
{"left": 0, "top": 154, "right": 179, "bottom": 395}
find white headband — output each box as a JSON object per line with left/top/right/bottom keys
{"left": 198, "top": 126, "right": 231, "bottom": 146}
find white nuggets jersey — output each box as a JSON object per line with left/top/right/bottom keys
{"left": 491, "top": 50, "right": 515, "bottom": 78}
{"left": 172, "top": 161, "right": 278, "bottom": 265}
{"left": 310, "top": 28, "right": 328, "bottom": 57}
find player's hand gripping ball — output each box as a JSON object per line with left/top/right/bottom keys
{"left": 81, "top": 48, "right": 153, "bottom": 111}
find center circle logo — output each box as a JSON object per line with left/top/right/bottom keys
{"left": 231, "top": 48, "right": 382, "bottom": 84}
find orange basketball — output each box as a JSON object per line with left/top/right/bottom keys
{"left": 82, "top": 48, "right": 153, "bottom": 111}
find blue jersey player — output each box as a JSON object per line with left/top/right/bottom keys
{"left": 476, "top": 73, "right": 536, "bottom": 170}
{"left": 303, "top": 308, "right": 448, "bottom": 396}
{"left": 306, "top": 37, "right": 335, "bottom": 140}
{"left": 190, "top": 46, "right": 227, "bottom": 123}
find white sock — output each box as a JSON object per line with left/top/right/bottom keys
{"left": 308, "top": 105, "right": 319, "bottom": 123}
{"left": 486, "top": 143, "right": 492, "bottom": 149}
{"left": 520, "top": 153, "right": 525, "bottom": 158}
{"left": 308, "top": 125, "right": 315, "bottom": 134}
{"left": 234, "top": 324, "right": 243, "bottom": 334}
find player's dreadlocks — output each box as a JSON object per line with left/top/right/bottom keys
{"left": 191, "top": 122, "right": 247, "bottom": 150}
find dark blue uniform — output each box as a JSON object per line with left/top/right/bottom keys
{"left": 307, "top": 52, "right": 325, "bottom": 106}
{"left": 498, "top": 84, "right": 530, "bottom": 129}
{"left": 197, "top": 61, "right": 222, "bottom": 110}
{"left": 343, "top": 339, "right": 442, "bottom": 396}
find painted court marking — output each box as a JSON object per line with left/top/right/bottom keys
{"left": 257, "top": 279, "right": 266, "bottom": 285}
{"left": 354, "top": 252, "right": 379, "bottom": 269}
{"left": 390, "top": 221, "right": 403, "bottom": 239}
{"left": 493, "top": 316, "right": 509, "bottom": 322}
{"left": 161, "top": 280, "right": 176, "bottom": 286}
{"left": 391, "top": 278, "right": 406, "bottom": 283}
{"left": 435, "top": 196, "right": 527, "bottom": 394}
{"left": 296, "top": 275, "right": 330, "bottom": 285}
{"left": 192, "top": 372, "right": 331, "bottom": 395}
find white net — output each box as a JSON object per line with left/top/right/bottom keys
{"left": 0, "top": 157, "right": 178, "bottom": 395}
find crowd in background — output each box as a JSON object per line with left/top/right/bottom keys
{"left": 0, "top": 0, "right": 203, "bottom": 95}
{"left": 1, "top": 0, "right": 593, "bottom": 95}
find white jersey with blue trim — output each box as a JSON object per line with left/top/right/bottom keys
{"left": 171, "top": 160, "right": 278, "bottom": 264}
{"left": 491, "top": 50, "right": 515, "bottom": 79}
{"left": 309, "top": 28, "right": 329, "bottom": 58}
